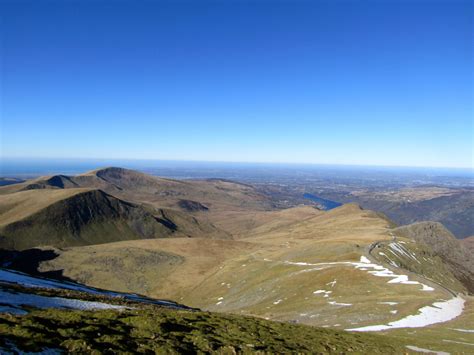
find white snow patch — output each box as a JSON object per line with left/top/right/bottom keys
{"left": 443, "top": 340, "right": 474, "bottom": 346}
{"left": 277, "top": 254, "right": 435, "bottom": 294}
{"left": 389, "top": 242, "right": 421, "bottom": 264}
{"left": 451, "top": 328, "right": 474, "bottom": 333}
{"left": 328, "top": 301, "right": 352, "bottom": 307}
{"left": 273, "top": 299, "right": 283, "bottom": 305}
{"left": 0, "top": 268, "right": 186, "bottom": 309}
{"left": 406, "top": 345, "right": 449, "bottom": 355}
{"left": 390, "top": 310, "right": 398, "bottom": 314}
{"left": 326, "top": 279, "right": 337, "bottom": 287}
{"left": 348, "top": 296, "right": 465, "bottom": 332}
{"left": 378, "top": 302, "right": 398, "bottom": 305}
{"left": 0, "top": 290, "right": 128, "bottom": 313}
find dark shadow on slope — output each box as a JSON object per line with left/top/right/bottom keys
{"left": 0, "top": 248, "right": 76, "bottom": 283}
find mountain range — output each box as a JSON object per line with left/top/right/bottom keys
{"left": 0, "top": 167, "right": 472, "bottom": 354}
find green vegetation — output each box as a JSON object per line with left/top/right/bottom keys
{"left": 371, "top": 238, "right": 466, "bottom": 294}
{"left": 0, "top": 307, "right": 406, "bottom": 354}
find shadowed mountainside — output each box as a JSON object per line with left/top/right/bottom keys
{"left": 0, "top": 188, "right": 224, "bottom": 250}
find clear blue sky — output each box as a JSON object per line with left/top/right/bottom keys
{"left": 1, "top": 0, "right": 472, "bottom": 168}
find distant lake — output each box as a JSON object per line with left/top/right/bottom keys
{"left": 303, "top": 193, "right": 342, "bottom": 210}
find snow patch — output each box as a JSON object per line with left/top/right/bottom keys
{"left": 451, "top": 328, "right": 474, "bottom": 333}
{"left": 328, "top": 301, "right": 352, "bottom": 307}
{"left": 326, "top": 279, "right": 337, "bottom": 287}
{"left": 443, "top": 340, "right": 474, "bottom": 346}
{"left": 0, "top": 268, "right": 188, "bottom": 310}
{"left": 0, "top": 290, "right": 129, "bottom": 313}
{"left": 406, "top": 345, "right": 449, "bottom": 355}
{"left": 348, "top": 296, "right": 465, "bottom": 332}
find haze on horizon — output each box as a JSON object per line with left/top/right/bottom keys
{"left": 1, "top": 0, "right": 472, "bottom": 169}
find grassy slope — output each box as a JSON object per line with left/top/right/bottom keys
{"left": 40, "top": 238, "right": 258, "bottom": 299}
{"left": 0, "top": 189, "right": 176, "bottom": 250}
{"left": 0, "top": 188, "right": 90, "bottom": 227}
{"left": 0, "top": 188, "right": 229, "bottom": 250}
{"left": 0, "top": 167, "right": 275, "bottom": 249}
{"left": 0, "top": 167, "right": 273, "bottom": 214}
{"left": 38, "top": 203, "right": 467, "bottom": 343}
{"left": 0, "top": 306, "right": 406, "bottom": 354}
{"left": 394, "top": 222, "right": 474, "bottom": 293}
{"left": 1, "top": 169, "right": 471, "bottom": 352}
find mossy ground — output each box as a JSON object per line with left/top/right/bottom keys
{"left": 0, "top": 307, "right": 406, "bottom": 354}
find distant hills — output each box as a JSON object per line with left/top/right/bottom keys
{"left": 314, "top": 188, "right": 474, "bottom": 239}
{"left": 0, "top": 167, "right": 277, "bottom": 249}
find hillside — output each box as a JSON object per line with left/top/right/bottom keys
{"left": 394, "top": 222, "right": 474, "bottom": 293}
{"left": 0, "top": 168, "right": 472, "bottom": 353}
{"left": 0, "top": 188, "right": 223, "bottom": 250}
{"left": 21, "top": 201, "right": 472, "bottom": 353}
{"left": 315, "top": 187, "right": 474, "bottom": 238}
{"left": 0, "top": 167, "right": 273, "bottom": 214}
{"left": 461, "top": 236, "right": 474, "bottom": 252}
{"left": 0, "top": 167, "right": 274, "bottom": 241}
{"left": 0, "top": 269, "right": 408, "bottom": 354}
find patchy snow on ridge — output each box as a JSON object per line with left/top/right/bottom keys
{"left": 352, "top": 257, "right": 434, "bottom": 292}
{"left": 0, "top": 290, "right": 128, "bottom": 314}
{"left": 389, "top": 242, "right": 421, "bottom": 264}
{"left": 0, "top": 268, "right": 191, "bottom": 310}
{"left": 348, "top": 296, "right": 465, "bottom": 332}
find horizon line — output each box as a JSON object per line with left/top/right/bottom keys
{"left": 1, "top": 156, "right": 473, "bottom": 171}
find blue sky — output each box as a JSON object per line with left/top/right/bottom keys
{"left": 1, "top": 0, "right": 472, "bottom": 168}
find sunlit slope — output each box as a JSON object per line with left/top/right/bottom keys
{"left": 0, "top": 188, "right": 224, "bottom": 250}
{"left": 0, "top": 167, "right": 275, "bottom": 241}
{"left": 0, "top": 167, "right": 273, "bottom": 215}
{"left": 184, "top": 205, "right": 457, "bottom": 327}
{"left": 37, "top": 204, "right": 467, "bottom": 335}
{"left": 39, "top": 238, "right": 258, "bottom": 299}
{"left": 208, "top": 205, "right": 323, "bottom": 238}
{"left": 394, "top": 222, "right": 474, "bottom": 293}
